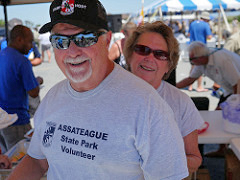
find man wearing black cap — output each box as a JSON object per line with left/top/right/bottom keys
{"left": 8, "top": 1, "right": 188, "bottom": 179}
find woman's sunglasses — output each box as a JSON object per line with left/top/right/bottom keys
{"left": 49, "top": 31, "right": 106, "bottom": 50}
{"left": 134, "top": 44, "right": 169, "bottom": 61}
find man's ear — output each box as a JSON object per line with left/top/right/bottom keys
{"left": 106, "top": 31, "right": 112, "bottom": 48}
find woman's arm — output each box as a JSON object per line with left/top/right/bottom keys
{"left": 183, "top": 130, "right": 202, "bottom": 173}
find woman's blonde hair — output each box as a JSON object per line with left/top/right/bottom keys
{"left": 124, "top": 21, "right": 179, "bottom": 79}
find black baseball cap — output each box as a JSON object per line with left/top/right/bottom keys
{"left": 39, "top": 0, "right": 109, "bottom": 34}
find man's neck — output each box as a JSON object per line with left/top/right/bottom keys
{"left": 70, "top": 61, "right": 114, "bottom": 92}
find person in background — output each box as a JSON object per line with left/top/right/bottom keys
{"left": 108, "top": 21, "right": 137, "bottom": 68}
{"left": 8, "top": 0, "right": 188, "bottom": 179}
{"left": 124, "top": 21, "right": 204, "bottom": 174}
{"left": 25, "top": 42, "right": 42, "bottom": 66}
{"left": 176, "top": 41, "right": 240, "bottom": 157}
{"left": 38, "top": 32, "right": 52, "bottom": 63}
{"left": 0, "top": 18, "right": 43, "bottom": 119}
{"left": 0, "top": 25, "right": 42, "bottom": 152}
{"left": 224, "top": 30, "right": 240, "bottom": 56}
{"left": 0, "top": 18, "right": 42, "bottom": 67}
{"left": 188, "top": 11, "right": 212, "bottom": 92}
{"left": 32, "top": 27, "right": 40, "bottom": 47}
{"left": 231, "top": 17, "right": 239, "bottom": 34}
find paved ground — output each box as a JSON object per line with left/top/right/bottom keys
{"left": 33, "top": 50, "right": 225, "bottom": 180}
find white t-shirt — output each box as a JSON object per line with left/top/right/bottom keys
{"left": 190, "top": 49, "right": 240, "bottom": 96}
{"left": 28, "top": 64, "right": 188, "bottom": 180}
{"left": 157, "top": 81, "right": 204, "bottom": 137}
{"left": 38, "top": 32, "right": 51, "bottom": 46}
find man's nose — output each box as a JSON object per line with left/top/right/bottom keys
{"left": 67, "top": 41, "right": 83, "bottom": 56}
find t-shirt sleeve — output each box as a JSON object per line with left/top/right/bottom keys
{"left": 205, "top": 23, "right": 212, "bottom": 36}
{"left": 180, "top": 94, "right": 204, "bottom": 137}
{"left": 28, "top": 123, "right": 46, "bottom": 159}
{"left": 135, "top": 94, "right": 189, "bottom": 180}
{"left": 20, "top": 59, "right": 39, "bottom": 91}
{"left": 190, "top": 66, "right": 203, "bottom": 78}
{"left": 27, "top": 96, "right": 47, "bottom": 159}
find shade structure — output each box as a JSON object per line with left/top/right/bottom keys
{"left": 0, "top": 0, "right": 53, "bottom": 5}
{"left": 137, "top": 0, "right": 240, "bottom": 16}
{"left": 0, "top": 0, "right": 53, "bottom": 41}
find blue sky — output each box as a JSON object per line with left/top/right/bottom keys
{"left": 0, "top": 0, "right": 157, "bottom": 27}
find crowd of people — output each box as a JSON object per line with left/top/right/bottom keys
{"left": 0, "top": 0, "right": 239, "bottom": 179}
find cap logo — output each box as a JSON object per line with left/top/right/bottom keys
{"left": 61, "top": 0, "right": 75, "bottom": 15}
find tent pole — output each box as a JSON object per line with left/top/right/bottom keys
{"left": 219, "top": 3, "right": 231, "bottom": 32}
{"left": 217, "top": 10, "right": 222, "bottom": 48}
{"left": 158, "top": 6, "right": 163, "bottom": 21}
{"left": 3, "top": 0, "right": 9, "bottom": 42}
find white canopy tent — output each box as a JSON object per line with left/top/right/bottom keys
{"left": 133, "top": 0, "right": 240, "bottom": 47}
{"left": 0, "top": 0, "right": 53, "bottom": 41}
{"left": 137, "top": 0, "right": 240, "bottom": 15}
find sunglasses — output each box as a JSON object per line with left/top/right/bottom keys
{"left": 134, "top": 44, "right": 169, "bottom": 61}
{"left": 49, "top": 31, "right": 106, "bottom": 50}
{"left": 189, "top": 56, "right": 208, "bottom": 61}
{"left": 189, "top": 55, "right": 207, "bottom": 65}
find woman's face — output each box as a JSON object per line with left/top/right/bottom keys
{"left": 129, "top": 32, "right": 169, "bottom": 89}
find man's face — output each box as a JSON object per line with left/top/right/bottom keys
{"left": 20, "top": 30, "right": 33, "bottom": 55}
{"left": 129, "top": 32, "right": 169, "bottom": 89}
{"left": 189, "top": 53, "right": 208, "bottom": 65}
{"left": 51, "top": 23, "right": 113, "bottom": 92}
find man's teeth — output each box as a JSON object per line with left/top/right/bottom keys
{"left": 140, "top": 65, "right": 154, "bottom": 71}
{"left": 70, "top": 60, "right": 87, "bottom": 65}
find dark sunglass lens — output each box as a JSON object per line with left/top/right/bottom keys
{"left": 74, "top": 33, "right": 98, "bottom": 47}
{"left": 51, "top": 36, "right": 69, "bottom": 49}
{"left": 154, "top": 51, "right": 169, "bottom": 61}
{"left": 134, "top": 45, "right": 150, "bottom": 55}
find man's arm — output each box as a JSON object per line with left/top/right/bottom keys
{"left": 28, "top": 86, "right": 39, "bottom": 98}
{"left": 176, "top": 77, "right": 197, "bottom": 89}
{"left": 233, "top": 83, "right": 238, "bottom": 94}
{"left": 30, "top": 58, "right": 42, "bottom": 66}
{"left": 207, "top": 34, "right": 212, "bottom": 40}
{"left": 31, "top": 43, "right": 42, "bottom": 66}
{"left": 7, "top": 155, "right": 48, "bottom": 180}
{"left": 27, "top": 76, "right": 43, "bottom": 98}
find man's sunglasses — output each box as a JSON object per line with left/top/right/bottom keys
{"left": 134, "top": 44, "right": 169, "bottom": 61}
{"left": 189, "top": 55, "right": 207, "bottom": 65}
{"left": 49, "top": 31, "right": 106, "bottom": 50}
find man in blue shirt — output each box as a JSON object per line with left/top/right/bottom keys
{"left": 189, "top": 12, "right": 212, "bottom": 43}
{"left": 0, "top": 25, "right": 41, "bottom": 152}
{"left": 0, "top": 18, "right": 42, "bottom": 66}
